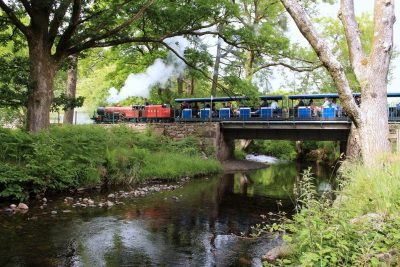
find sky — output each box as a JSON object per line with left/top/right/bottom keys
{"left": 270, "top": 1, "right": 400, "bottom": 93}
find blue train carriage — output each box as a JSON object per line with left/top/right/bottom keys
{"left": 288, "top": 92, "right": 400, "bottom": 121}
{"left": 174, "top": 96, "right": 248, "bottom": 121}
{"left": 288, "top": 93, "right": 347, "bottom": 120}
{"left": 387, "top": 92, "right": 400, "bottom": 121}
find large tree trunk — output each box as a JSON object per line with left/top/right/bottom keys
{"left": 211, "top": 36, "right": 223, "bottom": 96}
{"left": 63, "top": 55, "right": 78, "bottom": 125}
{"left": 26, "top": 39, "right": 57, "bottom": 132}
{"left": 244, "top": 50, "right": 255, "bottom": 81}
{"left": 280, "top": 0, "right": 394, "bottom": 165}
{"left": 177, "top": 74, "right": 184, "bottom": 95}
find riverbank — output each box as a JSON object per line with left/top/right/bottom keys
{"left": 264, "top": 156, "right": 400, "bottom": 266}
{"left": 0, "top": 125, "right": 222, "bottom": 201}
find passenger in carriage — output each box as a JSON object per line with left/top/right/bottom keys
{"left": 192, "top": 103, "right": 199, "bottom": 117}
{"left": 270, "top": 99, "right": 279, "bottom": 116}
{"left": 295, "top": 98, "right": 305, "bottom": 107}
{"left": 260, "top": 99, "right": 269, "bottom": 107}
{"left": 322, "top": 97, "right": 332, "bottom": 108}
{"left": 355, "top": 95, "right": 361, "bottom": 107}
{"left": 307, "top": 99, "right": 317, "bottom": 116}
{"left": 331, "top": 98, "right": 341, "bottom": 116}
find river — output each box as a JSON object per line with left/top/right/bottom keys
{"left": 0, "top": 161, "right": 335, "bottom": 266}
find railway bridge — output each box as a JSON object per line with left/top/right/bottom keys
{"left": 126, "top": 119, "right": 400, "bottom": 161}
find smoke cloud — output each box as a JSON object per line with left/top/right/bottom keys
{"left": 107, "top": 37, "right": 189, "bottom": 104}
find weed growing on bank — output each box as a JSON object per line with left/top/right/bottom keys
{"left": 0, "top": 125, "right": 222, "bottom": 200}
{"left": 263, "top": 157, "right": 400, "bottom": 266}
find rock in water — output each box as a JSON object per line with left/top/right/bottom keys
{"left": 10, "top": 204, "right": 17, "bottom": 209}
{"left": 261, "top": 244, "right": 291, "bottom": 263}
{"left": 51, "top": 211, "right": 57, "bottom": 215}
{"left": 17, "top": 203, "right": 29, "bottom": 210}
{"left": 106, "top": 201, "right": 114, "bottom": 207}
{"left": 107, "top": 193, "right": 115, "bottom": 199}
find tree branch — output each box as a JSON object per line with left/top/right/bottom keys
{"left": 370, "top": 0, "right": 395, "bottom": 72}
{"left": 0, "top": 0, "right": 29, "bottom": 36}
{"left": 18, "top": 0, "right": 33, "bottom": 17}
{"left": 54, "top": 0, "right": 82, "bottom": 60}
{"left": 338, "top": 0, "right": 365, "bottom": 79}
{"left": 280, "top": 0, "right": 361, "bottom": 127}
{"left": 77, "top": 0, "right": 154, "bottom": 50}
{"left": 160, "top": 40, "right": 236, "bottom": 98}
{"left": 48, "top": 0, "right": 72, "bottom": 44}
{"left": 253, "top": 62, "right": 323, "bottom": 74}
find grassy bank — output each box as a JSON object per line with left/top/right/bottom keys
{"left": 266, "top": 156, "right": 400, "bottom": 266}
{"left": 0, "top": 125, "right": 222, "bottom": 201}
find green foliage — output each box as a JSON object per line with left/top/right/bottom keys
{"left": 246, "top": 140, "right": 297, "bottom": 160}
{"left": 268, "top": 158, "right": 400, "bottom": 266}
{"left": 139, "top": 152, "right": 222, "bottom": 181}
{"left": 0, "top": 125, "right": 221, "bottom": 200}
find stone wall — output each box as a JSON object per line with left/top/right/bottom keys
{"left": 125, "top": 122, "right": 234, "bottom": 161}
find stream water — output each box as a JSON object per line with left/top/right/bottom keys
{"left": 0, "top": 161, "right": 335, "bottom": 267}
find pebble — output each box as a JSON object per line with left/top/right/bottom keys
{"left": 51, "top": 211, "right": 57, "bottom": 215}
{"left": 87, "top": 199, "right": 95, "bottom": 205}
{"left": 10, "top": 204, "right": 17, "bottom": 209}
{"left": 17, "top": 203, "right": 29, "bottom": 210}
{"left": 106, "top": 201, "right": 114, "bottom": 207}
{"left": 107, "top": 193, "right": 115, "bottom": 199}
{"left": 62, "top": 210, "right": 72, "bottom": 213}
{"left": 42, "top": 198, "right": 47, "bottom": 203}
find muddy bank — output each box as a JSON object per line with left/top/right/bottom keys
{"left": 222, "top": 159, "right": 268, "bottom": 172}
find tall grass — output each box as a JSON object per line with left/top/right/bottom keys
{"left": 266, "top": 156, "right": 400, "bottom": 266}
{"left": 0, "top": 125, "right": 222, "bottom": 200}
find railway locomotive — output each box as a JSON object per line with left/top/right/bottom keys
{"left": 92, "top": 104, "right": 174, "bottom": 123}
{"left": 92, "top": 93, "right": 400, "bottom": 123}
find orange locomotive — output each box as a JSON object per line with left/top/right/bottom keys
{"left": 92, "top": 104, "right": 174, "bottom": 123}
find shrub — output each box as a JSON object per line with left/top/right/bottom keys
{"left": 0, "top": 125, "right": 222, "bottom": 200}
{"left": 266, "top": 158, "right": 400, "bottom": 266}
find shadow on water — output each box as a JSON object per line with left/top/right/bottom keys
{"left": 0, "top": 162, "right": 335, "bottom": 266}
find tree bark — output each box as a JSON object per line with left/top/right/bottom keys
{"left": 280, "top": 0, "right": 394, "bottom": 164}
{"left": 26, "top": 38, "right": 58, "bottom": 132}
{"left": 63, "top": 55, "right": 78, "bottom": 125}
{"left": 244, "top": 50, "right": 255, "bottom": 81}
{"left": 211, "top": 36, "right": 223, "bottom": 96}
{"left": 177, "top": 74, "right": 184, "bottom": 95}
{"left": 189, "top": 75, "right": 195, "bottom": 95}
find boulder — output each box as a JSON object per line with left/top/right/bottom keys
{"left": 17, "top": 203, "right": 29, "bottom": 210}
{"left": 261, "top": 244, "right": 291, "bottom": 263}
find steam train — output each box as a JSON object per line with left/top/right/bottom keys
{"left": 93, "top": 104, "right": 174, "bottom": 123}
{"left": 92, "top": 93, "right": 400, "bottom": 123}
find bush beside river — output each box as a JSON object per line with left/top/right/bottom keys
{"left": 0, "top": 125, "right": 222, "bottom": 201}
{"left": 264, "top": 156, "right": 400, "bottom": 266}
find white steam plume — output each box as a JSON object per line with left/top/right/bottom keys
{"left": 107, "top": 37, "right": 189, "bottom": 104}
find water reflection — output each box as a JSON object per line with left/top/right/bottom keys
{"left": 0, "top": 163, "right": 334, "bottom": 266}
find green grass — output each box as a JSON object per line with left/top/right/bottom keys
{"left": 0, "top": 125, "right": 222, "bottom": 200}
{"left": 139, "top": 152, "right": 222, "bottom": 180}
